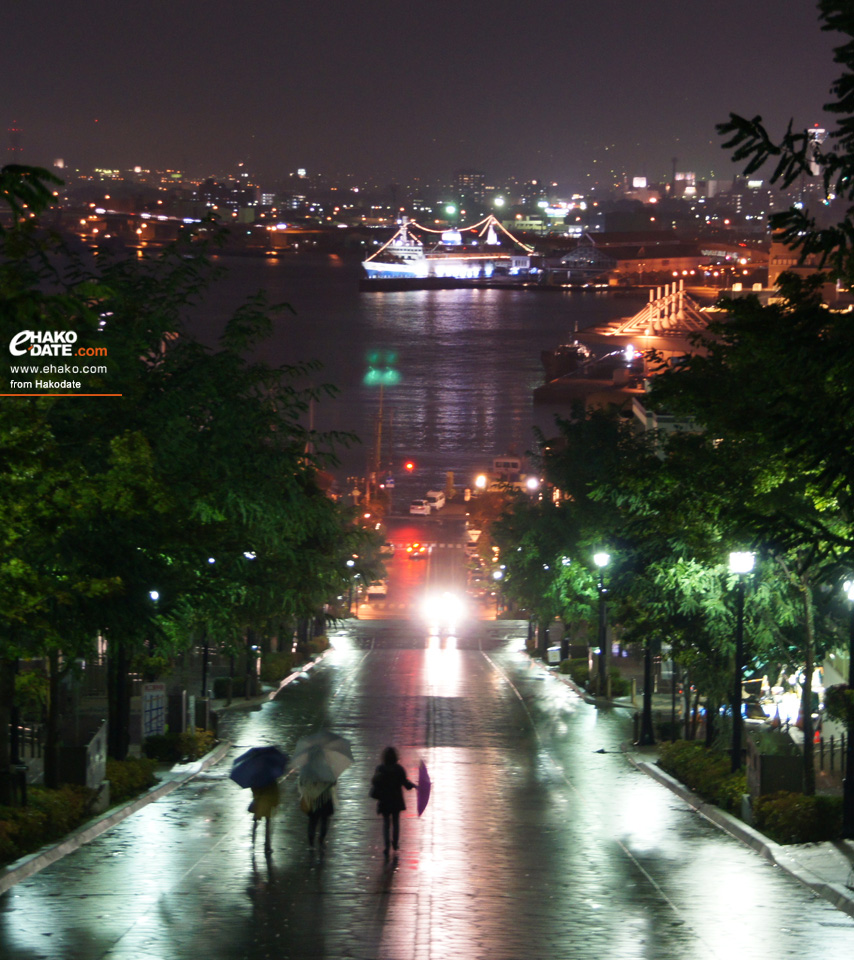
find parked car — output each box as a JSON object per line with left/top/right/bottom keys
{"left": 425, "top": 490, "right": 446, "bottom": 511}
{"left": 410, "top": 499, "right": 431, "bottom": 515}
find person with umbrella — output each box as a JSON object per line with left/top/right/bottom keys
{"left": 291, "top": 731, "right": 354, "bottom": 849}
{"left": 297, "top": 775, "right": 336, "bottom": 848}
{"left": 229, "top": 745, "right": 289, "bottom": 852}
{"left": 370, "top": 746, "right": 415, "bottom": 857}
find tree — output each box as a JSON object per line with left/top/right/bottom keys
{"left": 647, "top": 280, "right": 851, "bottom": 789}
{"left": 0, "top": 167, "right": 360, "bottom": 779}
{"left": 717, "top": 1, "right": 854, "bottom": 285}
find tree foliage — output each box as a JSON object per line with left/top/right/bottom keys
{"left": 0, "top": 166, "right": 364, "bottom": 775}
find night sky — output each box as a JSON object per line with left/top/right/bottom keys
{"left": 6, "top": 1, "right": 841, "bottom": 188}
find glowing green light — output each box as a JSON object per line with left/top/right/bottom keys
{"left": 364, "top": 367, "right": 401, "bottom": 386}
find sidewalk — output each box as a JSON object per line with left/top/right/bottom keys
{"left": 626, "top": 744, "right": 854, "bottom": 918}
{"left": 0, "top": 652, "right": 331, "bottom": 895}
{"left": 0, "top": 739, "right": 232, "bottom": 896}
{"left": 540, "top": 659, "right": 854, "bottom": 920}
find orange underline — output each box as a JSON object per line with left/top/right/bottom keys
{"left": 0, "top": 393, "right": 124, "bottom": 397}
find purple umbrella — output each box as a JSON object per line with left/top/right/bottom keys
{"left": 416, "top": 759, "right": 431, "bottom": 816}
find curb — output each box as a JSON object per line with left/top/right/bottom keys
{"left": 625, "top": 752, "right": 854, "bottom": 920}
{"left": 210, "top": 650, "right": 331, "bottom": 715}
{"left": 0, "top": 652, "right": 328, "bottom": 893}
{"left": 533, "top": 657, "right": 635, "bottom": 710}
{"left": 0, "top": 740, "right": 231, "bottom": 895}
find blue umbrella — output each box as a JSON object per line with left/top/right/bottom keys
{"left": 230, "top": 745, "right": 289, "bottom": 789}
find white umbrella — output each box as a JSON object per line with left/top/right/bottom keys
{"left": 291, "top": 731, "right": 354, "bottom": 782}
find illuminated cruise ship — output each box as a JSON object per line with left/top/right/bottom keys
{"left": 362, "top": 216, "right": 534, "bottom": 280}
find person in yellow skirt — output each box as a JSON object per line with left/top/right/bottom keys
{"left": 250, "top": 779, "right": 281, "bottom": 851}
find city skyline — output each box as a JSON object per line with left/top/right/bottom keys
{"left": 6, "top": 1, "right": 841, "bottom": 188}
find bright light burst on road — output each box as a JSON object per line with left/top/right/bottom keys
{"left": 421, "top": 590, "right": 466, "bottom": 635}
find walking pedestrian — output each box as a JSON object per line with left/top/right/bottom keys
{"left": 249, "top": 779, "right": 280, "bottom": 852}
{"left": 298, "top": 774, "right": 336, "bottom": 847}
{"left": 370, "top": 746, "right": 415, "bottom": 856}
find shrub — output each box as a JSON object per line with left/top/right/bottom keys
{"left": 0, "top": 784, "right": 95, "bottom": 866}
{"left": 658, "top": 740, "right": 747, "bottom": 811}
{"left": 143, "top": 733, "right": 176, "bottom": 762}
{"left": 559, "top": 657, "right": 590, "bottom": 687}
{"left": 143, "top": 729, "right": 217, "bottom": 763}
{"left": 260, "top": 652, "right": 294, "bottom": 684}
{"left": 823, "top": 683, "right": 854, "bottom": 726}
{"left": 753, "top": 791, "right": 843, "bottom": 844}
{"left": 609, "top": 668, "right": 631, "bottom": 698}
{"left": 307, "top": 635, "right": 330, "bottom": 657}
{"left": 106, "top": 757, "right": 158, "bottom": 803}
{"left": 656, "top": 719, "right": 681, "bottom": 741}
{"left": 176, "top": 729, "right": 216, "bottom": 761}
{"left": 213, "top": 676, "right": 247, "bottom": 698}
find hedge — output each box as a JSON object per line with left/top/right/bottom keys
{"left": 143, "top": 729, "right": 217, "bottom": 764}
{"left": 658, "top": 740, "right": 747, "bottom": 811}
{"left": 753, "top": 791, "right": 843, "bottom": 844}
{"left": 105, "top": 757, "right": 158, "bottom": 803}
{"left": 0, "top": 784, "right": 95, "bottom": 865}
{"left": 559, "top": 658, "right": 589, "bottom": 687}
{"left": 260, "top": 652, "right": 294, "bottom": 684}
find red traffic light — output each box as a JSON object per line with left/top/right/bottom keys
{"left": 404, "top": 460, "right": 415, "bottom": 472}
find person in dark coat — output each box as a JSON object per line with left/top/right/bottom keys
{"left": 298, "top": 775, "right": 336, "bottom": 847}
{"left": 370, "top": 746, "right": 415, "bottom": 856}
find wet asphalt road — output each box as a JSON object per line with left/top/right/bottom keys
{"left": 2, "top": 620, "right": 854, "bottom": 959}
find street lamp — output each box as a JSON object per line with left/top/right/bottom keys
{"left": 638, "top": 635, "right": 656, "bottom": 746}
{"left": 346, "top": 559, "right": 356, "bottom": 614}
{"left": 842, "top": 580, "right": 854, "bottom": 838}
{"left": 493, "top": 568, "right": 504, "bottom": 618}
{"left": 594, "top": 552, "right": 610, "bottom": 697}
{"left": 729, "top": 551, "right": 754, "bottom": 772}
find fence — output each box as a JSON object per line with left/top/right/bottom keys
{"left": 12, "top": 722, "right": 44, "bottom": 762}
{"left": 816, "top": 732, "right": 847, "bottom": 778}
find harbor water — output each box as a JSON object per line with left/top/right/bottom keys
{"left": 192, "top": 255, "right": 648, "bottom": 499}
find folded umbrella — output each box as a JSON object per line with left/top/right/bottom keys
{"left": 417, "top": 759, "right": 431, "bottom": 816}
{"left": 230, "top": 745, "right": 289, "bottom": 789}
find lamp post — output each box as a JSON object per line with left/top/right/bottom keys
{"left": 493, "top": 568, "right": 504, "bottom": 618}
{"left": 843, "top": 580, "right": 854, "bottom": 838}
{"left": 346, "top": 559, "right": 356, "bottom": 615}
{"left": 638, "top": 636, "right": 656, "bottom": 746}
{"left": 148, "top": 590, "right": 160, "bottom": 657}
{"left": 594, "top": 552, "right": 610, "bottom": 697}
{"left": 729, "top": 551, "right": 754, "bottom": 773}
